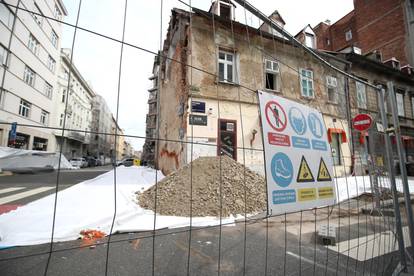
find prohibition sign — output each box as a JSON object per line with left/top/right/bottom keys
{"left": 265, "top": 101, "right": 287, "bottom": 132}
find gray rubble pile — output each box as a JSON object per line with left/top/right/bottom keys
{"left": 138, "top": 156, "right": 266, "bottom": 217}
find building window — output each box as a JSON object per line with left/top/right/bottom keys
{"left": 63, "top": 69, "right": 69, "bottom": 80}
{"left": 44, "top": 82, "right": 53, "bottom": 98}
{"left": 300, "top": 69, "right": 314, "bottom": 98}
{"left": 0, "top": 44, "right": 8, "bottom": 65}
{"left": 305, "top": 34, "right": 315, "bottom": 48}
{"left": 356, "top": 81, "right": 367, "bottom": 109}
{"left": 326, "top": 76, "right": 338, "bottom": 103}
{"left": 264, "top": 59, "right": 279, "bottom": 91}
{"left": 27, "top": 34, "right": 39, "bottom": 55}
{"left": 54, "top": 4, "right": 62, "bottom": 20}
{"left": 218, "top": 49, "right": 236, "bottom": 83}
{"left": 411, "top": 95, "right": 414, "bottom": 118}
{"left": 51, "top": 31, "right": 58, "bottom": 48}
{"left": 40, "top": 110, "right": 48, "bottom": 125}
{"left": 61, "top": 89, "right": 66, "bottom": 103}
{"left": 345, "top": 30, "right": 352, "bottom": 41}
{"left": 19, "top": 99, "right": 31, "bottom": 117}
{"left": 331, "top": 133, "right": 341, "bottom": 165}
{"left": 23, "top": 66, "right": 36, "bottom": 87}
{"left": 0, "top": 3, "right": 14, "bottom": 28}
{"left": 47, "top": 55, "right": 56, "bottom": 72}
{"left": 32, "top": 3, "right": 43, "bottom": 26}
{"left": 59, "top": 113, "right": 64, "bottom": 126}
{"left": 396, "top": 91, "right": 405, "bottom": 117}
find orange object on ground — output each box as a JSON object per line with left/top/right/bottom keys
{"left": 80, "top": 229, "right": 106, "bottom": 240}
{"left": 80, "top": 229, "right": 106, "bottom": 247}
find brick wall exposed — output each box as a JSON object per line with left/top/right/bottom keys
{"left": 314, "top": 0, "right": 411, "bottom": 66}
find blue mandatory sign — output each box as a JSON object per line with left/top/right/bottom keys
{"left": 271, "top": 152, "right": 293, "bottom": 187}
{"left": 289, "top": 107, "right": 307, "bottom": 135}
{"left": 308, "top": 113, "right": 324, "bottom": 139}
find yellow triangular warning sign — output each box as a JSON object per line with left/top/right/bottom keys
{"left": 317, "top": 158, "right": 332, "bottom": 182}
{"left": 297, "top": 156, "right": 315, "bottom": 183}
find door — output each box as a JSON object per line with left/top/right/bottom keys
{"left": 218, "top": 119, "right": 237, "bottom": 160}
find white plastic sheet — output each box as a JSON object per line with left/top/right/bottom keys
{"left": 0, "top": 166, "right": 236, "bottom": 247}
{"left": 0, "top": 147, "right": 74, "bottom": 170}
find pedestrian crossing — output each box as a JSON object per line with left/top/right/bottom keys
{"left": 0, "top": 187, "right": 54, "bottom": 205}
{"left": 0, "top": 186, "right": 56, "bottom": 214}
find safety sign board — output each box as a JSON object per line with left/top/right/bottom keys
{"left": 259, "top": 91, "right": 336, "bottom": 215}
{"left": 265, "top": 101, "right": 287, "bottom": 132}
{"left": 317, "top": 158, "right": 332, "bottom": 181}
{"left": 297, "top": 156, "right": 315, "bottom": 183}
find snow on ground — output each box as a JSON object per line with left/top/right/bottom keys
{"left": 1, "top": 165, "right": 413, "bottom": 247}
{"left": 0, "top": 166, "right": 235, "bottom": 247}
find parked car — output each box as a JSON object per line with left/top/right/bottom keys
{"left": 117, "top": 158, "right": 134, "bottom": 167}
{"left": 70, "top": 158, "right": 88, "bottom": 168}
{"left": 83, "top": 156, "right": 97, "bottom": 167}
{"left": 95, "top": 158, "right": 102, "bottom": 166}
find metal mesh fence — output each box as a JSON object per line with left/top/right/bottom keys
{"left": 0, "top": 0, "right": 413, "bottom": 275}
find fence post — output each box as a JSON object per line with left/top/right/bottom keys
{"left": 378, "top": 86, "right": 407, "bottom": 270}
{"left": 388, "top": 81, "right": 414, "bottom": 260}
{"left": 367, "top": 127, "right": 381, "bottom": 209}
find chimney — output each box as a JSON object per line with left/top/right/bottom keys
{"left": 384, "top": 57, "right": 401, "bottom": 70}
{"left": 401, "top": 65, "right": 413, "bottom": 76}
{"left": 324, "top": 19, "right": 331, "bottom": 25}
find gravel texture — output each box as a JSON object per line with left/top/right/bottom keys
{"left": 137, "top": 156, "right": 267, "bottom": 217}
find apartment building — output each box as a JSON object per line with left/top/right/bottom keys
{"left": 0, "top": 0, "right": 67, "bottom": 151}
{"left": 313, "top": 0, "right": 414, "bottom": 69}
{"left": 145, "top": 1, "right": 352, "bottom": 176}
{"left": 342, "top": 52, "right": 414, "bottom": 169}
{"left": 88, "top": 94, "right": 113, "bottom": 164}
{"left": 141, "top": 54, "right": 159, "bottom": 166}
{"left": 53, "top": 48, "right": 95, "bottom": 159}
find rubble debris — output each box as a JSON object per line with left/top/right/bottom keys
{"left": 138, "top": 156, "right": 266, "bottom": 217}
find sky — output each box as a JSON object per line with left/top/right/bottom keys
{"left": 60, "top": 0, "right": 354, "bottom": 151}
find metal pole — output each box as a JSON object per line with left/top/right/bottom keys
{"left": 378, "top": 87, "right": 407, "bottom": 270}
{"left": 367, "top": 128, "right": 381, "bottom": 209}
{"left": 388, "top": 81, "right": 414, "bottom": 259}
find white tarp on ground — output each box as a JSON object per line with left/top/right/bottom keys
{"left": 335, "top": 175, "right": 414, "bottom": 202}
{"left": 0, "top": 147, "right": 74, "bottom": 170}
{"left": 0, "top": 166, "right": 236, "bottom": 247}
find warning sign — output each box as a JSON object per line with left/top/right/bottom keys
{"left": 317, "top": 158, "right": 332, "bottom": 182}
{"left": 296, "top": 156, "right": 314, "bottom": 183}
{"left": 265, "top": 101, "right": 287, "bottom": 132}
{"left": 298, "top": 188, "right": 317, "bottom": 201}
{"left": 259, "top": 91, "right": 336, "bottom": 215}
{"left": 318, "top": 187, "right": 334, "bottom": 199}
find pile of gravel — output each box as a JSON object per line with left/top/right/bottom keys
{"left": 137, "top": 156, "right": 266, "bottom": 217}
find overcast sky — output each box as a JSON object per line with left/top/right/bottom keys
{"left": 60, "top": 0, "right": 354, "bottom": 151}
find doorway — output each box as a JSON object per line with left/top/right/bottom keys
{"left": 218, "top": 119, "right": 237, "bottom": 160}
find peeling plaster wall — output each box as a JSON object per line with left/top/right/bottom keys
{"left": 158, "top": 10, "right": 352, "bottom": 176}
{"left": 157, "top": 13, "right": 189, "bottom": 175}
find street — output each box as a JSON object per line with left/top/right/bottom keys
{"left": 0, "top": 168, "right": 407, "bottom": 275}
{"left": 0, "top": 166, "right": 112, "bottom": 213}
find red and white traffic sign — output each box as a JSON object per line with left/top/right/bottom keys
{"left": 352, "top": 113, "right": 373, "bottom": 132}
{"left": 265, "top": 101, "right": 287, "bottom": 132}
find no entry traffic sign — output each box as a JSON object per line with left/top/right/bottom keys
{"left": 265, "top": 101, "right": 287, "bottom": 132}
{"left": 352, "top": 113, "right": 373, "bottom": 132}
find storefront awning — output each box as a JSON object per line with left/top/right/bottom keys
{"left": 327, "top": 128, "right": 347, "bottom": 143}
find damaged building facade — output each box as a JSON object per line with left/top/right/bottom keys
{"left": 143, "top": 1, "right": 352, "bottom": 176}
